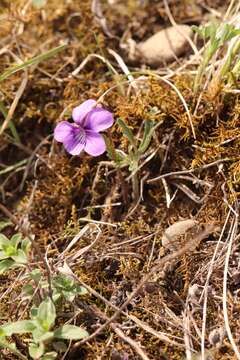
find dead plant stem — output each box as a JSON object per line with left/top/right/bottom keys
{"left": 77, "top": 226, "right": 214, "bottom": 345}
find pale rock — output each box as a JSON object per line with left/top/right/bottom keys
{"left": 161, "top": 219, "right": 198, "bottom": 251}
{"left": 136, "top": 25, "right": 192, "bottom": 66}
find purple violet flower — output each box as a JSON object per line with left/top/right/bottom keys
{"left": 54, "top": 99, "right": 114, "bottom": 156}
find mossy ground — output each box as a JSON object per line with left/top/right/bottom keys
{"left": 0, "top": 1, "right": 240, "bottom": 359}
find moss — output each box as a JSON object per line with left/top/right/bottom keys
{"left": 1, "top": 0, "right": 240, "bottom": 359}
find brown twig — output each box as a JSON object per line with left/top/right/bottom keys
{"left": 76, "top": 226, "right": 215, "bottom": 345}
{"left": 147, "top": 158, "right": 230, "bottom": 184}
{"left": 92, "top": 306, "right": 151, "bottom": 360}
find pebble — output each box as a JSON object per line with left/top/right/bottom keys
{"left": 161, "top": 219, "right": 198, "bottom": 251}
{"left": 136, "top": 24, "right": 192, "bottom": 66}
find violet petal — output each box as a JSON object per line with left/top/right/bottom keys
{"left": 84, "top": 130, "right": 106, "bottom": 156}
{"left": 85, "top": 108, "right": 114, "bottom": 132}
{"left": 64, "top": 133, "right": 85, "bottom": 155}
{"left": 72, "top": 99, "right": 97, "bottom": 124}
{"left": 54, "top": 121, "right": 75, "bottom": 143}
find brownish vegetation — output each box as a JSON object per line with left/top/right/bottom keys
{"left": 0, "top": 1, "right": 240, "bottom": 359}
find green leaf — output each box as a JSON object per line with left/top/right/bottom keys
{"left": 0, "top": 221, "right": 12, "bottom": 231}
{"left": 21, "top": 238, "right": 31, "bottom": 254}
{"left": 194, "top": 22, "right": 240, "bottom": 47}
{"left": 114, "top": 150, "right": 127, "bottom": 163}
{"left": 54, "top": 325, "right": 88, "bottom": 340}
{"left": 0, "top": 45, "right": 66, "bottom": 83}
{"left": 0, "top": 258, "right": 15, "bottom": 273}
{"left": 37, "top": 298, "right": 56, "bottom": 331}
{"left": 29, "top": 342, "right": 45, "bottom": 359}
{"left": 0, "top": 337, "right": 16, "bottom": 349}
{"left": 138, "top": 120, "right": 155, "bottom": 154}
{"left": 218, "top": 24, "right": 240, "bottom": 45}
{"left": 127, "top": 152, "right": 139, "bottom": 172}
{"left": 76, "top": 285, "right": 88, "bottom": 295}
{"left": 30, "top": 269, "right": 42, "bottom": 283}
{"left": 12, "top": 249, "right": 28, "bottom": 264}
{"left": 192, "top": 23, "right": 217, "bottom": 40}
{"left": 0, "top": 328, "right": 6, "bottom": 337}
{"left": 10, "top": 233, "right": 22, "bottom": 248}
{"left": 1, "top": 320, "right": 36, "bottom": 336}
{"left": 52, "top": 274, "right": 74, "bottom": 291}
{"left": 0, "top": 251, "right": 8, "bottom": 260}
{"left": 22, "top": 284, "right": 34, "bottom": 297}
{"left": 52, "top": 274, "right": 88, "bottom": 302}
{"left": 3, "top": 244, "right": 17, "bottom": 257}
{"left": 102, "top": 134, "right": 128, "bottom": 164}
{"left": 42, "top": 352, "right": 58, "bottom": 360}
{"left": 52, "top": 292, "right": 61, "bottom": 302}
{"left": 103, "top": 135, "right": 115, "bottom": 161}
{"left": 62, "top": 291, "right": 76, "bottom": 302}
{"left": 32, "top": 328, "right": 54, "bottom": 343}
{"left": 117, "top": 119, "right": 136, "bottom": 147}
{"left": 0, "top": 234, "right": 9, "bottom": 249}
{"left": 30, "top": 307, "right": 38, "bottom": 319}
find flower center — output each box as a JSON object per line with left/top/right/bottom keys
{"left": 75, "top": 126, "right": 86, "bottom": 144}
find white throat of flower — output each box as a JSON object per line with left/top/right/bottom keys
{"left": 76, "top": 126, "right": 86, "bottom": 144}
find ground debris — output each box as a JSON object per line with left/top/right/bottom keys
{"left": 0, "top": 0, "right": 240, "bottom": 359}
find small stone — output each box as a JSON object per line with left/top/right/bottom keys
{"left": 162, "top": 219, "right": 198, "bottom": 251}
{"left": 136, "top": 25, "right": 192, "bottom": 66}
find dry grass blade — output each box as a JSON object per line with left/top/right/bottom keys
{"left": 0, "top": 74, "right": 28, "bottom": 136}
{"left": 200, "top": 209, "right": 231, "bottom": 359}
{"left": 129, "top": 315, "right": 185, "bottom": 348}
{"left": 60, "top": 267, "right": 183, "bottom": 353}
{"left": 153, "top": 73, "right": 196, "bottom": 139}
{"left": 0, "top": 44, "right": 66, "bottom": 82}
{"left": 1, "top": 2, "right": 240, "bottom": 359}
{"left": 113, "top": 326, "right": 150, "bottom": 360}
{"left": 77, "top": 225, "right": 215, "bottom": 345}
{"left": 91, "top": 306, "right": 151, "bottom": 360}
{"left": 147, "top": 158, "right": 230, "bottom": 183}
{"left": 182, "top": 310, "right": 192, "bottom": 360}
{"left": 222, "top": 214, "right": 240, "bottom": 359}
{"left": 163, "top": 0, "right": 199, "bottom": 57}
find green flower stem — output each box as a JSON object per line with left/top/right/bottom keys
{"left": 229, "top": 38, "right": 240, "bottom": 81}
{"left": 232, "top": 58, "right": 240, "bottom": 78}
{"left": 207, "top": 37, "right": 240, "bottom": 94}
{"left": 132, "top": 172, "right": 139, "bottom": 203}
{"left": 193, "top": 45, "right": 218, "bottom": 94}
{"left": 220, "top": 37, "right": 240, "bottom": 78}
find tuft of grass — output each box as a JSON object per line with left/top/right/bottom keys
{"left": 192, "top": 22, "right": 240, "bottom": 95}
{"left": 0, "top": 44, "right": 66, "bottom": 83}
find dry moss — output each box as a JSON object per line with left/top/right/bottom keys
{"left": 0, "top": 0, "right": 240, "bottom": 359}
